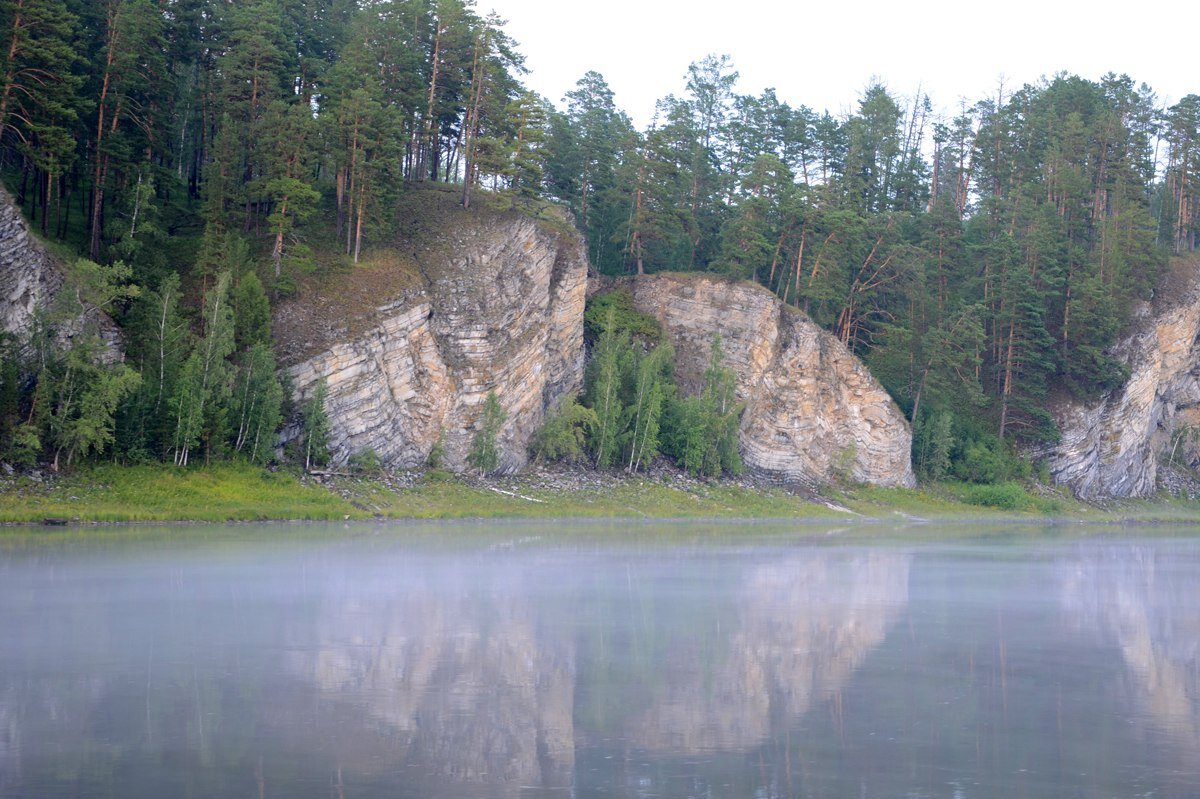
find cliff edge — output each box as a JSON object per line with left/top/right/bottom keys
{"left": 1045, "top": 256, "right": 1200, "bottom": 498}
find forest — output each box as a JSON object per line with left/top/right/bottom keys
{"left": 1, "top": 0, "right": 1199, "bottom": 482}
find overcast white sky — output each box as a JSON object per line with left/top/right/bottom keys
{"left": 489, "top": 0, "right": 1193, "bottom": 127}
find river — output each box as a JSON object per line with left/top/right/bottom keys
{"left": 1, "top": 521, "right": 1197, "bottom": 798}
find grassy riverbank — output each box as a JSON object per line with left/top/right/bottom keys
{"left": 4, "top": 462, "right": 1200, "bottom": 526}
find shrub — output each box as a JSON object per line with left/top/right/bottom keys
{"left": 957, "top": 481, "right": 1035, "bottom": 511}
{"left": 531, "top": 397, "right": 596, "bottom": 463}
{"left": 348, "top": 448, "right": 383, "bottom": 473}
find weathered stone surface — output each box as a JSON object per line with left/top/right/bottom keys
{"left": 279, "top": 210, "right": 587, "bottom": 472}
{"left": 0, "top": 187, "right": 120, "bottom": 355}
{"left": 626, "top": 274, "right": 915, "bottom": 487}
{"left": 1044, "top": 258, "right": 1200, "bottom": 498}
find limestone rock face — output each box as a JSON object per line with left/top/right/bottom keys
{"left": 0, "top": 188, "right": 120, "bottom": 354}
{"left": 278, "top": 209, "right": 586, "bottom": 472}
{"left": 1045, "top": 261, "right": 1200, "bottom": 498}
{"left": 627, "top": 274, "right": 915, "bottom": 487}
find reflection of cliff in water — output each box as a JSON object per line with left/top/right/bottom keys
{"left": 1060, "top": 545, "right": 1200, "bottom": 772}
{"left": 620, "top": 551, "right": 911, "bottom": 753}
{"left": 286, "top": 562, "right": 576, "bottom": 797}
{"left": 296, "top": 548, "right": 911, "bottom": 787}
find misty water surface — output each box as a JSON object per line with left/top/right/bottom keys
{"left": 1, "top": 522, "right": 1198, "bottom": 798}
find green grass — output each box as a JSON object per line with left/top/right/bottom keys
{"left": 340, "top": 473, "right": 841, "bottom": 520}
{"left": 839, "top": 480, "right": 1094, "bottom": 519}
{"left": 0, "top": 463, "right": 361, "bottom": 523}
{"left": 6, "top": 462, "right": 1200, "bottom": 527}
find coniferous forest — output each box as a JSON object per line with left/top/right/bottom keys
{"left": 1, "top": 0, "right": 1199, "bottom": 482}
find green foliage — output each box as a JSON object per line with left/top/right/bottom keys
{"left": 427, "top": 430, "right": 446, "bottom": 469}
{"left": 348, "top": 448, "right": 383, "bottom": 474}
{"left": 532, "top": 397, "right": 597, "bottom": 464}
{"left": 585, "top": 309, "right": 631, "bottom": 468}
{"left": 584, "top": 290, "right": 662, "bottom": 344}
{"left": 116, "top": 272, "right": 188, "bottom": 461}
{"left": 301, "top": 378, "right": 330, "bottom": 471}
{"left": 954, "top": 482, "right": 1056, "bottom": 513}
{"left": 831, "top": 441, "right": 859, "bottom": 484}
{"left": 0, "top": 335, "right": 19, "bottom": 460}
{"left": 170, "top": 272, "right": 235, "bottom": 467}
{"left": 467, "top": 390, "right": 506, "bottom": 475}
{"left": 662, "top": 335, "right": 743, "bottom": 477}
{"left": 914, "top": 411, "right": 954, "bottom": 482}
{"left": 230, "top": 342, "right": 283, "bottom": 464}
{"left": 622, "top": 341, "right": 674, "bottom": 473}
{"left": 9, "top": 423, "right": 42, "bottom": 467}
{"left": 232, "top": 272, "right": 271, "bottom": 351}
{"left": 43, "top": 340, "right": 140, "bottom": 470}
{"left": 953, "top": 435, "right": 1031, "bottom": 484}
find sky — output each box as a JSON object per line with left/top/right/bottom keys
{"left": 488, "top": 0, "right": 1193, "bottom": 127}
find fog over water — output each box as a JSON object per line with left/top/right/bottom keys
{"left": 1, "top": 523, "right": 1198, "bottom": 798}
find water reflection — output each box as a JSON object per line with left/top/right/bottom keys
{"left": 1061, "top": 543, "right": 1200, "bottom": 775}
{"left": 290, "top": 560, "right": 576, "bottom": 795}
{"left": 623, "top": 552, "right": 909, "bottom": 754}
{"left": 1, "top": 528, "right": 1199, "bottom": 799}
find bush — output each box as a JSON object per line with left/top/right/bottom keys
{"left": 348, "top": 448, "right": 383, "bottom": 473}
{"left": 531, "top": 397, "right": 596, "bottom": 463}
{"left": 957, "top": 481, "right": 1034, "bottom": 511}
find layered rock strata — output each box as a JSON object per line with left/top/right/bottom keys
{"left": 278, "top": 209, "right": 587, "bottom": 472}
{"left": 627, "top": 274, "right": 915, "bottom": 487}
{"left": 1045, "top": 259, "right": 1200, "bottom": 498}
{"left": 0, "top": 188, "right": 120, "bottom": 354}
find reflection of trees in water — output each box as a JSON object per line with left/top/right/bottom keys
{"left": 624, "top": 551, "right": 911, "bottom": 753}
{"left": 1060, "top": 544, "right": 1200, "bottom": 772}
{"left": 289, "top": 565, "right": 576, "bottom": 796}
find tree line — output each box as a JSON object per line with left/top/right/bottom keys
{"left": 2, "top": 0, "right": 1199, "bottom": 482}
{"left": 542, "top": 64, "right": 1200, "bottom": 480}
{"left": 0, "top": 0, "right": 536, "bottom": 469}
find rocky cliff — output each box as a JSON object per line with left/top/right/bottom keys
{"left": 1045, "top": 257, "right": 1200, "bottom": 498}
{"left": 626, "top": 274, "right": 915, "bottom": 487}
{"left": 276, "top": 192, "right": 587, "bottom": 472}
{"left": 0, "top": 188, "right": 120, "bottom": 354}
{"left": 278, "top": 191, "right": 913, "bottom": 485}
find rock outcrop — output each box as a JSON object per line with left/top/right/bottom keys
{"left": 278, "top": 190, "right": 912, "bottom": 484}
{"left": 626, "top": 274, "right": 915, "bottom": 487}
{"left": 276, "top": 196, "right": 587, "bottom": 472}
{"left": 1045, "top": 258, "right": 1200, "bottom": 498}
{"left": 0, "top": 188, "right": 120, "bottom": 354}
